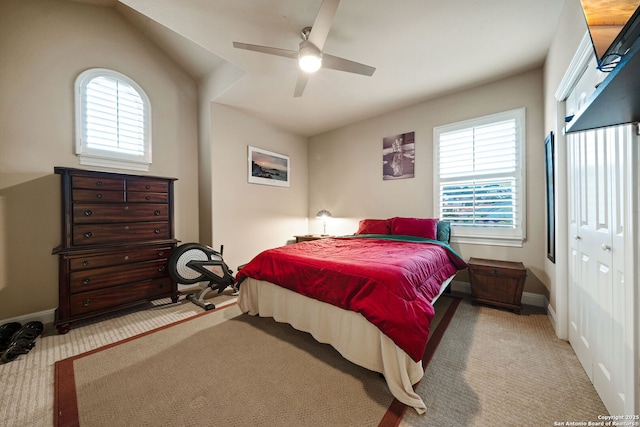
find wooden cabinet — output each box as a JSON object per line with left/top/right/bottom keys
{"left": 468, "top": 258, "right": 527, "bottom": 314}
{"left": 53, "top": 167, "right": 179, "bottom": 333}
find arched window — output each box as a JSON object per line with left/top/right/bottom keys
{"left": 75, "top": 68, "right": 151, "bottom": 171}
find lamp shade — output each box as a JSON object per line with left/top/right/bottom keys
{"left": 298, "top": 41, "right": 322, "bottom": 73}
{"left": 315, "top": 209, "right": 332, "bottom": 219}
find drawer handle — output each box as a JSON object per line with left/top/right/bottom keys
{"left": 154, "top": 210, "right": 161, "bottom": 216}
{"left": 158, "top": 266, "right": 165, "bottom": 272}
{"left": 83, "top": 299, "right": 92, "bottom": 307}
{"left": 124, "top": 226, "right": 130, "bottom": 231}
{"left": 158, "top": 282, "right": 164, "bottom": 289}
{"left": 84, "top": 231, "right": 93, "bottom": 238}
{"left": 96, "top": 193, "right": 103, "bottom": 199}
{"left": 145, "top": 184, "right": 151, "bottom": 190}
{"left": 82, "top": 260, "right": 89, "bottom": 266}
{"left": 96, "top": 181, "right": 103, "bottom": 187}
{"left": 491, "top": 269, "right": 499, "bottom": 276}
{"left": 154, "top": 228, "right": 161, "bottom": 234}
{"left": 124, "top": 255, "right": 129, "bottom": 261}
{"left": 84, "top": 210, "right": 93, "bottom": 216}
{"left": 158, "top": 251, "right": 164, "bottom": 257}
{"left": 83, "top": 278, "right": 91, "bottom": 285}
{"left": 145, "top": 195, "right": 151, "bottom": 200}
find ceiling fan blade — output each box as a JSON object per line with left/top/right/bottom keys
{"left": 232, "top": 42, "right": 298, "bottom": 60}
{"left": 308, "top": 0, "right": 340, "bottom": 51}
{"left": 322, "top": 53, "right": 376, "bottom": 76}
{"left": 294, "top": 70, "right": 310, "bottom": 97}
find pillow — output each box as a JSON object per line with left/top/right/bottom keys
{"left": 390, "top": 217, "right": 438, "bottom": 240}
{"left": 436, "top": 220, "right": 451, "bottom": 243}
{"left": 356, "top": 219, "right": 391, "bottom": 235}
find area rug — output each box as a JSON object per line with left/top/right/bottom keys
{"left": 55, "top": 296, "right": 460, "bottom": 427}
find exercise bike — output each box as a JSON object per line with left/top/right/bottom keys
{"left": 167, "top": 243, "right": 236, "bottom": 311}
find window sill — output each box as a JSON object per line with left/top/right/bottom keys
{"left": 78, "top": 155, "right": 150, "bottom": 172}
{"left": 451, "top": 236, "right": 524, "bottom": 248}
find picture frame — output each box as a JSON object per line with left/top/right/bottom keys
{"left": 382, "top": 131, "right": 415, "bottom": 180}
{"left": 248, "top": 146, "right": 290, "bottom": 187}
{"left": 544, "top": 132, "right": 555, "bottom": 263}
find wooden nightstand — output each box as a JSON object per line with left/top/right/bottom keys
{"left": 468, "top": 258, "right": 527, "bottom": 314}
{"left": 294, "top": 235, "right": 332, "bottom": 243}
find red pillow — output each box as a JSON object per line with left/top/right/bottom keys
{"left": 390, "top": 217, "right": 438, "bottom": 239}
{"left": 356, "top": 219, "right": 391, "bottom": 235}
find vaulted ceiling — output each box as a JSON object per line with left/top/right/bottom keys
{"left": 79, "top": 0, "right": 567, "bottom": 136}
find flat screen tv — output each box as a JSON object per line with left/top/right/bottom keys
{"left": 580, "top": 0, "right": 640, "bottom": 70}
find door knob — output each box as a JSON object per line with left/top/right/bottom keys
{"left": 601, "top": 244, "right": 612, "bottom": 252}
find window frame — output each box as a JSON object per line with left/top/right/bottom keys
{"left": 75, "top": 68, "right": 152, "bottom": 171}
{"left": 433, "top": 108, "right": 526, "bottom": 247}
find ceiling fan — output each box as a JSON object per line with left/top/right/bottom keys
{"left": 232, "top": 0, "right": 376, "bottom": 97}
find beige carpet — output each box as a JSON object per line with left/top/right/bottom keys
{"left": 0, "top": 290, "right": 607, "bottom": 427}
{"left": 55, "top": 297, "right": 458, "bottom": 427}
{"left": 398, "top": 299, "right": 609, "bottom": 427}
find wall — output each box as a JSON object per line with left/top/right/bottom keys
{"left": 308, "top": 69, "right": 548, "bottom": 296}
{"left": 205, "top": 103, "right": 309, "bottom": 271}
{"left": 542, "top": 0, "right": 590, "bottom": 329}
{"left": 0, "top": 0, "right": 199, "bottom": 320}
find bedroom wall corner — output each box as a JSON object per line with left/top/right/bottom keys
{"left": 0, "top": 0, "right": 199, "bottom": 321}
{"left": 542, "top": 0, "right": 590, "bottom": 338}
{"left": 207, "top": 103, "right": 309, "bottom": 271}
{"left": 308, "top": 69, "right": 548, "bottom": 297}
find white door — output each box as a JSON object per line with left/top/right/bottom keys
{"left": 591, "top": 126, "right": 630, "bottom": 415}
{"left": 567, "top": 131, "right": 592, "bottom": 380}
{"left": 566, "top": 125, "right": 632, "bottom": 415}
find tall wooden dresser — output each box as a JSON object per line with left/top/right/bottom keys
{"left": 52, "top": 167, "right": 179, "bottom": 333}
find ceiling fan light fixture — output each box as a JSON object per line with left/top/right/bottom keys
{"left": 298, "top": 41, "right": 322, "bottom": 73}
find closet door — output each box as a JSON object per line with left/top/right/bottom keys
{"left": 567, "top": 132, "right": 592, "bottom": 380}
{"left": 567, "top": 125, "right": 633, "bottom": 415}
{"left": 591, "top": 126, "right": 631, "bottom": 415}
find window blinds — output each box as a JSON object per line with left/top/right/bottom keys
{"left": 84, "top": 76, "right": 145, "bottom": 155}
{"left": 438, "top": 118, "right": 519, "bottom": 229}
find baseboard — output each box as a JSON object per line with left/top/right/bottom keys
{"left": 450, "top": 280, "right": 547, "bottom": 308}
{"left": 0, "top": 308, "right": 56, "bottom": 327}
{"left": 546, "top": 302, "right": 557, "bottom": 331}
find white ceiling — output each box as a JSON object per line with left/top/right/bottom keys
{"left": 93, "top": 0, "right": 567, "bottom": 137}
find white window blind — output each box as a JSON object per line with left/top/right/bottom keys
{"left": 434, "top": 108, "right": 525, "bottom": 246}
{"left": 75, "top": 68, "right": 151, "bottom": 171}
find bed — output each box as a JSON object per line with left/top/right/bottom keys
{"left": 235, "top": 217, "right": 467, "bottom": 414}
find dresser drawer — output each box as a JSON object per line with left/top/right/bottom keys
{"left": 72, "top": 176, "right": 124, "bottom": 191}
{"left": 69, "top": 277, "right": 172, "bottom": 316}
{"left": 70, "top": 259, "right": 169, "bottom": 293}
{"left": 72, "top": 189, "right": 125, "bottom": 202}
{"left": 72, "top": 222, "right": 170, "bottom": 245}
{"left": 126, "top": 192, "right": 169, "bottom": 203}
{"left": 127, "top": 180, "right": 168, "bottom": 193}
{"left": 73, "top": 203, "right": 168, "bottom": 223}
{"left": 69, "top": 246, "right": 172, "bottom": 271}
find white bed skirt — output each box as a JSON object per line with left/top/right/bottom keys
{"left": 237, "top": 278, "right": 431, "bottom": 414}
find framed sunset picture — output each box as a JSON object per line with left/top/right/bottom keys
{"left": 248, "top": 146, "right": 290, "bottom": 187}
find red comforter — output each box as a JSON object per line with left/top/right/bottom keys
{"left": 235, "top": 235, "right": 467, "bottom": 362}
